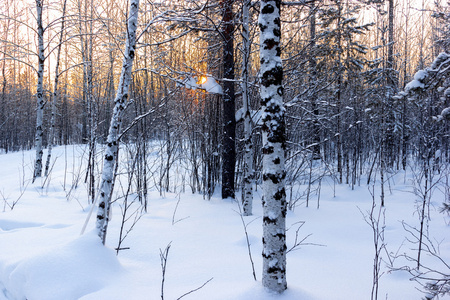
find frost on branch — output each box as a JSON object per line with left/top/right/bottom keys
{"left": 398, "top": 52, "right": 450, "bottom": 123}
{"left": 441, "top": 107, "right": 450, "bottom": 120}
{"left": 434, "top": 107, "right": 450, "bottom": 122}
{"left": 405, "top": 70, "right": 427, "bottom": 92}
{"left": 402, "top": 52, "right": 450, "bottom": 97}
{"left": 182, "top": 76, "right": 223, "bottom": 95}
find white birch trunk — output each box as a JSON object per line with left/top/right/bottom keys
{"left": 241, "top": 0, "right": 253, "bottom": 216}
{"left": 259, "top": 0, "right": 287, "bottom": 293}
{"left": 96, "top": 0, "right": 139, "bottom": 244}
{"left": 33, "top": 0, "right": 45, "bottom": 181}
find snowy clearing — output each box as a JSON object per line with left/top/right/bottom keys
{"left": 0, "top": 146, "right": 448, "bottom": 300}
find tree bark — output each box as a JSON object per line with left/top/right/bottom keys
{"left": 337, "top": 1, "right": 344, "bottom": 184}
{"left": 33, "top": 0, "right": 45, "bottom": 181}
{"left": 385, "top": 0, "right": 397, "bottom": 167}
{"left": 309, "top": 4, "right": 320, "bottom": 160}
{"left": 221, "top": 0, "right": 236, "bottom": 199}
{"left": 259, "top": 0, "right": 287, "bottom": 293}
{"left": 96, "top": 0, "right": 140, "bottom": 244}
{"left": 241, "top": 0, "right": 253, "bottom": 215}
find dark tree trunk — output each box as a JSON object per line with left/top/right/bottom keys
{"left": 221, "top": 0, "right": 236, "bottom": 199}
{"left": 309, "top": 5, "right": 320, "bottom": 160}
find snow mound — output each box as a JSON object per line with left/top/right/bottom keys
{"left": 405, "top": 70, "right": 427, "bottom": 92}
{"left": 181, "top": 76, "right": 223, "bottom": 95}
{"left": 441, "top": 107, "right": 450, "bottom": 121}
{"left": 200, "top": 76, "right": 223, "bottom": 95}
{"left": 2, "top": 231, "right": 122, "bottom": 300}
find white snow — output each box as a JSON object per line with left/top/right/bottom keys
{"left": 183, "top": 76, "right": 223, "bottom": 95}
{"left": 445, "top": 87, "right": 450, "bottom": 97}
{"left": 200, "top": 76, "right": 223, "bottom": 95}
{"left": 405, "top": 70, "right": 428, "bottom": 92}
{"left": 413, "top": 69, "right": 428, "bottom": 81}
{"left": 183, "top": 77, "right": 198, "bottom": 90}
{"left": 405, "top": 79, "right": 424, "bottom": 91}
{"left": 235, "top": 108, "right": 263, "bottom": 125}
{"left": 441, "top": 107, "right": 450, "bottom": 120}
{"left": 0, "top": 146, "right": 448, "bottom": 300}
{"left": 431, "top": 52, "right": 450, "bottom": 70}
{"left": 268, "top": 258, "right": 278, "bottom": 268}
{"left": 235, "top": 108, "right": 245, "bottom": 122}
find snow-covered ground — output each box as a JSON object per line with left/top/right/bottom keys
{"left": 0, "top": 146, "right": 448, "bottom": 299}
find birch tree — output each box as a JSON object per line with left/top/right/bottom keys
{"left": 33, "top": 0, "right": 45, "bottom": 181}
{"left": 96, "top": 0, "right": 139, "bottom": 244}
{"left": 241, "top": 0, "right": 253, "bottom": 215}
{"left": 259, "top": 0, "right": 287, "bottom": 293}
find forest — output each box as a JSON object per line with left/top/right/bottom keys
{"left": 0, "top": 0, "right": 449, "bottom": 299}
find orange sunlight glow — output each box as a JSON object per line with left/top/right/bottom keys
{"left": 197, "top": 76, "right": 207, "bottom": 85}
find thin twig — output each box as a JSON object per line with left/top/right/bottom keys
{"left": 176, "top": 277, "right": 214, "bottom": 300}
{"left": 234, "top": 202, "right": 258, "bottom": 281}
{"left": 160, "top": 242, "right": 172, "bottom": 300}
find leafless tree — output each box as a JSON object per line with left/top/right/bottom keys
{"left": 96, "top": 0, "right": 140, "bottom": 244}
{"left": 259, "top": 0, "right": 287, "bottom": 293}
